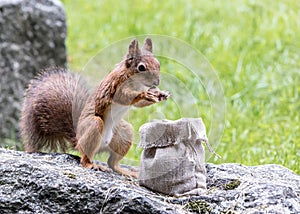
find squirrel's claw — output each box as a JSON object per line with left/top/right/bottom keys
{"left": 158, "top": 90, "right": 171, "bottom": 101}
{"left": 147, "top": 87, "right": 171, "bottom": 102}
{"left": 91, "top": 163, "right": 113, "bottom": 172}
{"left": 113, "top": 166, "right": 138, "bottom": 178}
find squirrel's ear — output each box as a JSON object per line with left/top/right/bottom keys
{"left": 142, "top": 37, "right": 152, "bottom": 53}
{"left": 127, "top": 39, "right": 141, "bottom": 59}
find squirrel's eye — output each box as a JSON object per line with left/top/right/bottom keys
{"left": 137, "top": 63, "right": 146, "bottom": 72}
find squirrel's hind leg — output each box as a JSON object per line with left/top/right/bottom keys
{"left": 79, "top": 152, "right": 111, "bottom": 172}
{"left": 76, "top": 143, "right": 112, "bottom": 172}
{"left": 75, "top": 115, "right": 110, "bottom": 172}
{"left": 108, "top": 120, "right": 138, "bottom": 178}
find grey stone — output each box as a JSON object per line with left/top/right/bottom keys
{"left": 0, "top": 148, "right": 299, "bottom": 213}
{"left": 0, "top": 0, "right": 67, "bottom": 142}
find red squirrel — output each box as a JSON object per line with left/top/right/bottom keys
{"left": 20, "top": 38, "right": 170, "bottom": 177}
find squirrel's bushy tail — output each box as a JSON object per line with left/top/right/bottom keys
{"left": 20, "top": 67, "right": 90, "bottom": 152}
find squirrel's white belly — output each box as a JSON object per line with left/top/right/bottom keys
{"left": 100, "top": 103, "right": 129, "bottom": 147}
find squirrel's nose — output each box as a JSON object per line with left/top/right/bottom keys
{"left": 153, "top": 79, "right": 160, "bottom": 86}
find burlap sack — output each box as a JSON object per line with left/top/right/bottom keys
{"left": 138, "top": 118, "right": 207, "bottom": 196}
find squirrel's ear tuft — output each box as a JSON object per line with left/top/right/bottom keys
{"left": 142, "top": 37, "right": 152, "bottom": 53}
{"left": 127, "top": 39, "right": 140, "bottom": 59}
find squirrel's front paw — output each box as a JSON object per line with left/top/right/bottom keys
{"left": 132, "top": 88, "right": 171, "bottom": 107}
{"left": 157, "top": 90, "right": 171, "bottom": 101}
{"left": 145, "top": 91, "right": 160, "bottom": 103}
{"left": 148, "top": 87, "right": 171, "bottom": 102}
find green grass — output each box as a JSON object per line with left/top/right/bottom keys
{"left": 61, "top": 0, "right": 300, "bottom": 174}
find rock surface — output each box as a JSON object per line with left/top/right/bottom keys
{"left": 0, "top": 149, "right": 299, "bottom": 213}
{"left": 0, "top": 0, "right": 67, "bottom": 141}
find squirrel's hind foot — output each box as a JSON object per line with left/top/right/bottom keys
{"left": 112, "top": 166, "right": 138, "bottom": 178}
{"left": 80, "top": 154, "right": 112, "bottom": 172}
{"left": 91, "top": 163, "right": 113, "bottom": 173}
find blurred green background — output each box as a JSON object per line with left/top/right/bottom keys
{"left": 61, "top": 0, "right": 300, "bottom": 173}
